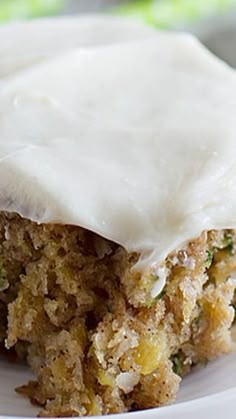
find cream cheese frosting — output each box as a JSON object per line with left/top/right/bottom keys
{"left": 0, "top": 16, "right": 236, "bottom": 272}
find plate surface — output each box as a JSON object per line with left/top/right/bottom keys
{"left": 0, "top": 349, "right": 236, "bottom": 418}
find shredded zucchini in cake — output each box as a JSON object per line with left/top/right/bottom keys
{"left": 0, "top": 212, "right": 235, "bottom": 417}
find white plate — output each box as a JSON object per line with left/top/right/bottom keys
{"left": 0, "top": 349, "right": 236, "bottom": 418}
{"left": 187, "top": 11, "right": 236, "bottom": 68}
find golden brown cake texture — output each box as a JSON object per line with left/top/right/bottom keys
{"left": 0, "top": 212, "right": 235, "bottom": 417}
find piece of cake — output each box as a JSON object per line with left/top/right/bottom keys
{"left": 0, "top": 16, "right": 236, "bottom": 417}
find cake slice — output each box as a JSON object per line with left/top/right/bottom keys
{"left": 0, "top": 16, "right": 236, "bottom": 417}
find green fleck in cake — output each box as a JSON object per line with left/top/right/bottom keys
{"left": 0, "top": 16, "right": 236, "bottom": 417}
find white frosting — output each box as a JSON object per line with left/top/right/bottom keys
{"left": 151, "top": 265, "right": 168, "bottom": 298}
{"left": 0, "top": 16, "right": 236, "bottom": 271}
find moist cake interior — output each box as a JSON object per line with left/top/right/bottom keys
{"left": 0, "top": 211, "right": 235, "bottom": 417}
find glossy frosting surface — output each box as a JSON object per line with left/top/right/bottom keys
{"left": 0, "top": 16, "right": 236, "bottom": 269}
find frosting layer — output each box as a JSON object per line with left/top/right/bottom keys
{"left": 0, "top": 17, "right": 236, "bottom": 269}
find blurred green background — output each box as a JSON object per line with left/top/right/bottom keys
{"left": 0, "top": 0, "right": 236, "bottom": 66}
{"left": 0, "top": 0, "right": 64, "bottom": 20}
{"left": 0, "top": 0, "right": 235, "bottom": 27}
